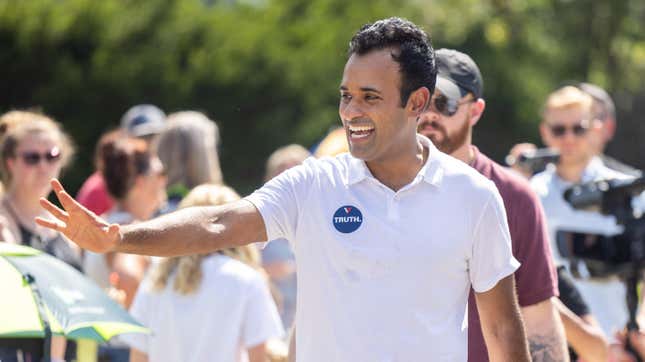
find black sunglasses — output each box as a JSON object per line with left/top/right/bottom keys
{"left": 18, "top": 147, "right": 62, "bottom": 166}
{"left": 430, "top": 94, "right": 474, "bottom": 117}
{"left": 548, "top": 122, "right": 589, "bottom": 138}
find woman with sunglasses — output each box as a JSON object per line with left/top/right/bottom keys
{"left": 0, "top": 110, "right": 78, "bottom": 362}
{"left": 0, "top": 110, "right": 80, "bottom": 268}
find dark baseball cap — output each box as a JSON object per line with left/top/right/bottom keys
{"left": 435, "top": 48, "right": 483, "bottom": 100}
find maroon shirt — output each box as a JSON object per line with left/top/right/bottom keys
{"left": 468, "top": 146, "right": 558, "bottom": 361}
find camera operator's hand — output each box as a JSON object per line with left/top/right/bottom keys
{"left": 505, "top": 143, "right": 537, "bottom": 179}
{"left": 609, "top": 330, "right": 645, "bottom": 362}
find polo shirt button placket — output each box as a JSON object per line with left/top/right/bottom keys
{"left": 387, "top": 194, "right": 400, "bottom": 221}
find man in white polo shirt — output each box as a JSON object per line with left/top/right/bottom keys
{"left": 37, "top": 17, "right": 530, "bottom": 361}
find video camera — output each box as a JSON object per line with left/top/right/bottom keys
{"left": 505, "top": 148, "right": 560, "bottom": 175}
{"left": 557, "top": 176, "right": 645, "bottom": 277}
{"left": 556, "top": 175, "right": 645, "bottom": 344}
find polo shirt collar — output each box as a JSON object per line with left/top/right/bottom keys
{"left": 580, "top": 157, "right": 606, "bottom": 183}
{"left": 553, "top": 156, "right": 607, "bottom": 189}
{"left": 344, "top": 134, "right": 443, "bottom": 187}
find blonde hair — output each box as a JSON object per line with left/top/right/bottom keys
{"left": 0, "top": 110, "right": 75, "bottom": 184}
{"left": 155, "top": 111, "right": 224, "bottom": 190}
{"left": 264, "top": 144, "right": 311, "bottom": 182}
{"left": 314, "top": 128, "right": 349, "bottom": 158}
{"left": 542, "top": 86, "right": 594, "bottom": 119}
{"left": 150, "top": 184, "right": 260, "bottom": 295}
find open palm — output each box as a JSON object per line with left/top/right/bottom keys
{"left": 36, "top": 179, "right": 121, "bottom": 253}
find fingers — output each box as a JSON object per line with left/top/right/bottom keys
{"left": 35, "top": 217, "right": 66, "bottom": 232}
{"left": 39, "top": 198, "right": 69, "bottom": 221}
{"left": 50, "top": 179, "right": 81, "bottom": 212}
{"left": 107, "top": 224, "right": 121, "bottom": 244}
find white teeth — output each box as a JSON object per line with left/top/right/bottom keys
{"left": 352, "top": 132, "right": 371, "bottom": 139}
{"left": 349, "top": 125, "right": 374, "bottom": 132}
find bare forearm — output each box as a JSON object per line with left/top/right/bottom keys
{"left": 486, "top": 315, "right": 531, "bottom": 362}
{"left": 477, "top": 276, "right": 531, "bottom": 362}
{"left": 555, "top": 299, "right": 608, "bottom": 362}
{"left": 116, "top": 201, "right": 265, "bottom": 256}
{"left": 522, "top": 298, "right": 569, "bottom": 362}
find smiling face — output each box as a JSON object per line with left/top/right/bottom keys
{"left": 339, "top": 48, "right": 423, "bottom": 164}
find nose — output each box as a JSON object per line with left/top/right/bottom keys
{"left": 339, "top": 99, "right": 365, "bottom": 122}
{"left": 418, "top": 108, "right": 440, "bottom": 125}
{"left": 560, "top": 130, "right": 581, "bottom": 144}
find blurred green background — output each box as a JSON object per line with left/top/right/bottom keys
{"left": 1, "top": 0, "right": 644, "bottom": 195}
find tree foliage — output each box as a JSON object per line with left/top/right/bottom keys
{"left": 1, "top": 0, "right": 643, "bottom": 193}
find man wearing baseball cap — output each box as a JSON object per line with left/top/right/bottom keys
{"left": 418, "top": 49, "right": 569, "bottom": 361}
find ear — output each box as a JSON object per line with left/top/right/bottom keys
{"left": 5, "top": 158, "right": 15, "bottom": 175}
{"left": 539, "top": 122, "right": 552, "bottom": 147}
{"left": 602, "top": 118, "right": 616, "bottom": 142}
{"left": 406, "top": 87, "right": 431, "bottom": 117}
{"left": 469, "top": 99, "right": 486, "bottom": 127}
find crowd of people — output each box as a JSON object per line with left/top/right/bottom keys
{"left": 1, "top": 16, "right": 644, "bottom": 362}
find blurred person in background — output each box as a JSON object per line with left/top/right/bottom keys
{"left": 313, "top": 127, "right": 349, "bottom": 157}
{"left": 506, "top": 83, "right": 640, "bottom": 179}
{"left": 75, "top": 129, "right": 123, "bottom": 216}
{"left": 531, "top": 85, "right": 631, "bottom": 352}
{"left": 121, "top": 183, "right": 284, "bottom": 362}
{"left": 416, "top": 49, "right": 568, "bottom": 362}
{"left": 77, "top": 104, "right": 166, "bottom": 215}
{"left": 155, "top": 111, "right": 223, "bottom": 213}
{"left": 0, "top": 110, "right": 78, "bottom": 361}
{"left": 0, "top": 110, "right": 35, "bottom": 196}
{"left": 262, "top": 144, "right": 311, "bottom": 331}
{"left": 0, "top": 110, "right": 80, "bottom": 268}
{"left": 577, "top": 82, "right": 641, "bottom": 177}
{"left": 84, "top": 136, "right": 167, "bottom": 307}
{"left": 83, "top": 136, "right": 167, "bottom": 362}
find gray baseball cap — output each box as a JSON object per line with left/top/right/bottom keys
{"left": 120, "top": 104, "right": 166, "bottom": 137}
{"left": 435, "top": 48, "right": 483, "bottom": 100}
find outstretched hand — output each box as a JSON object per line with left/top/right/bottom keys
{"left": 35, "top": 179, "right": 121, "bottom": 253}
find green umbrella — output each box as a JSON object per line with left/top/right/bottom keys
{"left": 0, "top": 242, "right": 149, "bottom": 360}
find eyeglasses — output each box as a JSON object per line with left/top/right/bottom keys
{"left": 18, "top": 147, "right": 62, "bottom": 166}
{"left": 548, "top": 122, "right": 590, "bottom": 138}
{"left": 430, "top": 94, "right": 474, "bottom": 117}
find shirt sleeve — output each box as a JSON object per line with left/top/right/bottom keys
{"left": 509, "top": 187, "right": 559, "bottom": 306}
{"left": 244, "top": 159, "right": 316, "bottom": 247}
{"left": 241, "top": 275, "right": 285, "bottom": 348}
{"left": 119, "top": 283, "right": 151, "bottom": 353}
{"left": 557, "top": 267, "right": 590, "bottom": 316}
{"left": 469, "top": 188, "right": 521, "bottom": 293}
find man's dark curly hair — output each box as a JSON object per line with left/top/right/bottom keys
{"left": 348, "top": 17, "right": 436, "bottom": 107}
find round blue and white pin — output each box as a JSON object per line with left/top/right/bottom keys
{"left": 333, "top": 205, "right": 363, "bottom": 233}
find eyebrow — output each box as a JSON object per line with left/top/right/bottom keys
{"left": 339, "top": 86, "right": 383, "bottom": 94}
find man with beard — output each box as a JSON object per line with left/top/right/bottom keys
{"left": 417, "top": 48, "right": 569, "bottom": 362}
{"left": 36, "top": 19, "right": 530, "bottom": 361}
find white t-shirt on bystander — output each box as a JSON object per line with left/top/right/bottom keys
{"left": 120, "top": 254, "right": 284, "bottom": 362}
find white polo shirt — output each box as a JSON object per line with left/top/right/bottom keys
{"left": 246, "top": 135, "right": 519, "bottom": 362}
